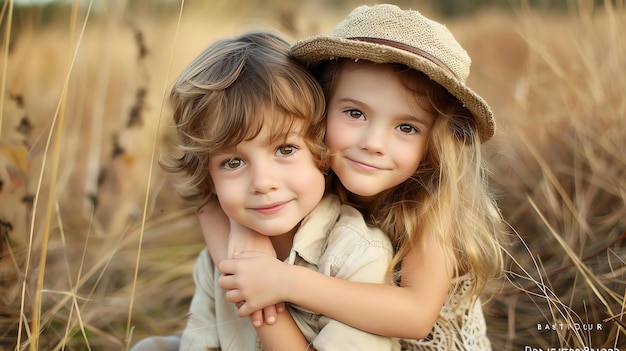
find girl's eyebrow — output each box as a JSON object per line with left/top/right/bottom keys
{"left": 401, "top": 114, "right": 432, "bottom": 129}
{"left": 334, "top": 97, "right": 372, "bottom": 112}
{"left": 404, "top": 116, "right": 433, "bottom": 129}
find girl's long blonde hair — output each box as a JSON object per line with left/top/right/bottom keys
{"left": 317, "top": 59, "right": 506, "bottom": 299}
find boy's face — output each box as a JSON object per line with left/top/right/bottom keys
{"left": 325, "top": 60, "right": 434, "bottom": 198}
{"left": 209, "top": 123, "right": 325, "bottom": 238}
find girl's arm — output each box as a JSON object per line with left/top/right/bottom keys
{"left": 198, "top": 200, "right": 230, "bottom": 265}
{"left": 198, "top": 200, "right": 275, "bottom": 265}
{"left": 219, "top": 234, "right": 451, "bottom": 339}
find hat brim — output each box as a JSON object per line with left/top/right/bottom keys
{"left": 291, "top": 36, "right": 495, "bottom": 142}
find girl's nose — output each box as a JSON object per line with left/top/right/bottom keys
{"left": 359, "top": 124, "right": 388, "bottom": 155}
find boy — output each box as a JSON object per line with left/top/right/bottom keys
{"left": 132, "top": 32, "right": 397, "bottom": 351}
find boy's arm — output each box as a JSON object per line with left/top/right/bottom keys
{"left": 312, "top": 317, "right": 397, "bottom": 350}
{"left": 254, "top": 311, "right": 313, "bottom": 351}
{"left": 179, "top": 250, "right": 221, "bottom": 350}
{"left": 220, "top": 233, "right": 451, "bottom": 339}
{"left": 255, "top": 311, "right": 396, "bottom": 351}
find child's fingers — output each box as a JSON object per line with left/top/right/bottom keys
{"left": 263, "top": 305, "right": 277, "bottom": 325}
{"left": 250, "top": 310, "right": 264, "bottom": 328}
{"left": 217, "top": 272, "right": 235, "bottom": 289}
{"left": 224, "top": 288, "right": 244, "bottom": 305}
{"left": 238, "top": 302, "right": 255, "bottom": 317}
{"left": 275, "top": 302, "right": 286, "bottom": 314}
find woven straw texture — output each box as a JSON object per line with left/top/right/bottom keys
{"left": 291, "top": 4, "right": 495, "bottom": 142}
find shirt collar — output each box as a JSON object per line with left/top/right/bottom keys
{"left": 287, "top": 194, "right": 341, "bottom": 265}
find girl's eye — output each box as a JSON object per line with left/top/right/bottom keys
{"left": 346, "top": 109, "right": 365, "bottom": 120}
{"left": 397, "top": 124, "right": 418, "bottom": 134}
{"left": 276, "top": 145, "right": 298, "bottom": 157}
{"left": 221, "top": 158, "right": 244, "bottom": 170}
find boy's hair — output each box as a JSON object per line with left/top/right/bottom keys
{"left": 162, "top": 32, "right": 328, "bottom": 206}
{"left": 317, "top": 59, "right": 506, "bottom": 300}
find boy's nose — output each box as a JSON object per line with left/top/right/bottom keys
{"left": 249, "top": 164, "right": 279, "bottom": 194}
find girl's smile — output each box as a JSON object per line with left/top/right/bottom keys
{"left": 325, "top": 60, "right": 434, "bottom": 197}
{"left": 346, "top": 157, "right": 388, "bottom": 172}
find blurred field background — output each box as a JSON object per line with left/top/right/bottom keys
{"left": 0, "top": 0, "right": 624, "bottom": 350}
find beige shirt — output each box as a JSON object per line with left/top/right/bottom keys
{"left": 180, "top": 194, "right": 399, "bottom": 351}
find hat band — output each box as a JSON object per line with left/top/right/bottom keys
{"left": 348, "top": 37, "right": 457, "bottom": 79}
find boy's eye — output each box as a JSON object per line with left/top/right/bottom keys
{"left": 346, "top": 109, "right": 365, "bottom": 120}
{"left": 221, "top": 158, "right": 244, "bottom": 170}
{"left": 397, "top": 124, "right": 418, "bottom": 134}
{"left": 276, "top": 145, "right": 298, "bottom": 157}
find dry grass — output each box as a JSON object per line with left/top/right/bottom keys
{"left": 459, "top": 3, "right": 626, "bottom": 349}
{"left": 0, "top": 1, "right": 624, "bottom": 350}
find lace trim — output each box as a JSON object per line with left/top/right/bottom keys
{"left": 399, "top": 274, "right": 491, "bottom": 351}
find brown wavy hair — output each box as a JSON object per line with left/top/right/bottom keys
{"left": 161, "top": 32, "right": 328, "bottom": 208}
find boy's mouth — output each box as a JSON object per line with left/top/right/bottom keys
{"left": 249, "top": 200, "right": 290, "bottom": 215}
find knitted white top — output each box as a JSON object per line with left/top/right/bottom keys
{"left": 400, "top": 274, "right": 492, "bottom": 350}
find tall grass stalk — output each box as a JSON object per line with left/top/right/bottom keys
{"left": 24, "top": 2, "right": 92, "bottom": 350}
{"left": 122, "top": 1, "right": 186, "bottom": 348}
{"left": 0, "top": 0, "right": 14, "bottom": 137}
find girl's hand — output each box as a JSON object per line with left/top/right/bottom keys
{"left": 224, "top": 221, "right": 285, "bottom": 327}
{"left": 218, "top": 252, "right": 292, "bottom": 318}
{"left": 200, "top": 203, "right": 283, "bottom": 326}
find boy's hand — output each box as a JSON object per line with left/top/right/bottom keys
{"left": 248, "top": 303, "right": 285, "bottom": 328}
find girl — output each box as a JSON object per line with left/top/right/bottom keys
{"left": 214, "top": 4, "right": 507, "bottom": 350}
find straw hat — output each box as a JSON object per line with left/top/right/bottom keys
{"left": 290, "top": 4, "right": 495, "bottom": 142}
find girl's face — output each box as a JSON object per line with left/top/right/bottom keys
{"left": 325, "top": 60, "right": 434, "bottom": 198}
